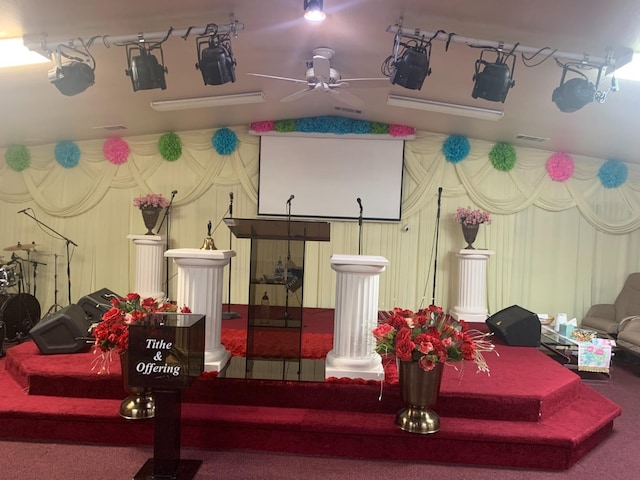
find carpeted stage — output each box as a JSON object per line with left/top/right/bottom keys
{"left": 0, "top": 308, "right": 622, "bottom": 471}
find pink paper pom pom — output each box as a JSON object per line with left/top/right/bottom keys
{"left": 103, "top": 137, "right": 130, "bottom": 165}
{"left": 389, "top": 124, "right": 415, "bottom": 137}
{"left": 546, "top": 152, "right": 575, "bottom": 182}
{"left": 250, "top": 121, "right": 275, "bottom": 133}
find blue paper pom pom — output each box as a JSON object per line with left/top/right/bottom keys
{"left": 442, "top": 135, "right": 470, "bottom": 163}
{"left": 598, "top": 159, "right": 628, "bottom": 188}
{"left": 212, "top": 128, "right": 238, "bottom": 155}
{"left": 54, "top": 141, "right": 81, "bottom": 168}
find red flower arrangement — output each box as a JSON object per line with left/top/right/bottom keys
{"left": 373, "top": 305, "right": 495, "bottom": 374}
{"left": 91, "top": 292, "right": 190, "bottom": 373}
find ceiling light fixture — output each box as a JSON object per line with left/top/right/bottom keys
{"left": 472, "top": 45, "right": 517, "bottom": 103}
{"left": 48, "top": 41, "right": 96, "bottom": 96}
{"left": 195, "top": 23, "right": 237, "bottom": 85}
{"left": 387, "top": 94, "right": 504, "bottom": 120}
{"left": 0, "top": 38, "right": 50, "bottom": 68}
{"left": 304, "top": 0, "right": 326, "bottom": 22}
{"left": 122, "top": 32, "right": 170, "bottom": 92}
{"left": 150, "top": 91, "right": 265, "bottom": 111}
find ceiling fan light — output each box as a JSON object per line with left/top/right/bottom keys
{"left": 552, "top": 77, "right": 595, "bottom": 113}
{"left": 304, "top": 0, "right": 326, "bottom": 22}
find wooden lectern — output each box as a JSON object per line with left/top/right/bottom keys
{"left": 225, "top": 218, "right": 330, "bottom": 380}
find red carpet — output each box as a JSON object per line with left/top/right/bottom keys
{"left": 0, "top": 313, "right": 622, "bottom": 471}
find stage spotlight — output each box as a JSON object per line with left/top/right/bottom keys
{"left": 390, "top": 44, "right": 432, "bottom": 91}
{"left": 195, "top": 25, "right": 237, "bottom": 86}
{"left": 304, "top": 0, "right": 326, "bottom": 22}
{"left": 124, "top": 43, "right": 167, "bottom": 91}
{"left": 472, "top": 48, "right": 516, "bottom": 103}
{"left": 48, "top": 44, "right": 95, "bottom": 96}
{"left": 552, "top": 62, "right": 603, "bottom": 113}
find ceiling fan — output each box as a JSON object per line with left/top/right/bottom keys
{"left": 248, "top": 47, "right": 386, "bottom": 108}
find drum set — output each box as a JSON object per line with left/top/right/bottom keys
{"left": 0, "top": 241, "right": 43, "bottom": 343}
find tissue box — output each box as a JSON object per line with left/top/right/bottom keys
{"left": 578, "top": 338, "right": 614, "bottom": 373}
{"left": 558, "top": 323, "right": 575, "bottom": 337}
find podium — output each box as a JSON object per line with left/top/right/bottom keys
{"left": 226, "top": 218, "right": 330, "bottom": 380}
{"left": 127, "top": 312, "right": 205, "bottom": 480}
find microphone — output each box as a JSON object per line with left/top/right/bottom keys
{"left": 357, "top": 197, "right": 363, "bottom": 213}
{"left": 171, "top": 190, "right": 178, "bottom": 196}
{"left": 286, "top": 195, "right": 295, "bottom": 205}
{"left": 17, "top": 208, "right": 29, "bottom": 214}
{"left": 437, "top": 187, "right": 442, "bottom": 207}
{"left": 229, "top": 192, "right": 233, "bottom": 216}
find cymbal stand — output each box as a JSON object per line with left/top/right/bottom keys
{"left": 46, "top": 253, "right": 63, "bottom": 315}
{"left": 30, "top": 259, "right": 47, "bottom": 299}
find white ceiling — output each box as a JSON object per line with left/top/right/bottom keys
{"left": 2, "top": 0, "right": 640, "bottom": 162}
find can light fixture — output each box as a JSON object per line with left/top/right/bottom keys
{"left": 304, "top": 0, "right": 326, "bottom": 22}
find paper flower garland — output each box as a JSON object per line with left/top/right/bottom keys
{"left": 598, "top": 159, "right": 628, "bottom": 188}
{"left": 252, "top": 116, "right": 412, "bottom": 137}
{"left": 212, "top": 128, "right": 238, "bottom": 155}
{"left": 370, "top": 122, "right": 389, "bottom": 134}
{"left": 103, "top": 137, "right": 130, "bottom": 165}
{"left": 546, "top": 152, "right": 575, "bottom": 182}
{"left": 55, "top": 140, "right": 81, "bottom": 168}
{"left": 275, "top": 119, "right": 296, "bottom": 133}
{"left": 250, "top": 120, "right": 275, "bottom": 133}
{"left": 389, "top": 124, "right": 416, "bottom": 137}
{"left": 158, "top": 132, "right": 182, "bottom": 161}
{"left": 489, "top": 142, "right": 516, "bottom": 172}
{"left": 442, "top": 135, "right": 470, "bottom": 163}
{"left": 5, "top": 145, "right": 31, "bottom": 172}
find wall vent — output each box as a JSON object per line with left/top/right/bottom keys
{"left": 516, "top": 134, "right": 549, "bottom": 143}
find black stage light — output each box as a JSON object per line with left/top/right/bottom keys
{"left": 472, "top": 49, "right": 516, "bottom": 103}
{"left": 48, "top": 61, "right": 95, "bottom": 96}
{"left": 196, "top": 37, "right": 236, "bottom": 85}
{"left": 390, "top": 45, "right": 432, "bottom": 91}
{"left": 125, "top": 44, "right": 167, "bottom": 91}
{"left": 552, "top": 63, "right": 599, "bottom": 113}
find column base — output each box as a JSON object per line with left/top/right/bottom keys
{"left": 324, "top": 351, "right": 385, "bottom": 381}
{"left": 203, "top": 348, "right": 231, "bottom": 373}
{"left": 450, "top": 309, "right": 489, "bottom": 323}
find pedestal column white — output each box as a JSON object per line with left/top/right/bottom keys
{"left": 164, "top": 248, "right": 235, "bottom": 373}
{"left": 325, "top": 254, "right": 389, "bottom": 380}
{"left": 127, "top": 234, "right": 166, "bottom": 300}
{"left": 450, "top": 249, "right": 495, "bottom": 323}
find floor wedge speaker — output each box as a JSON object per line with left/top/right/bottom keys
{"left": 29, "top": 304, "right": 93, "bottom": 354}
{"left": 78, "top": 288, "right": 121, "bottom": 323}
{"left": 486, "top": 305, "right": 540, "bottom": 347}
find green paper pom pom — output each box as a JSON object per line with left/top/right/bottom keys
{"left": 158, "top": 132, "right": 182, "bottom": 161}
{"left": 370, "top": 122, "right": 390, "bottom": 134}
{"left": 489, "top": 142, "right": 516, "bottom": 172}
{"left": 5, "top": 145, "right": 31, "bottom": 172}
{"left": 275, "top": 119, "right": 296, "bottom": 132}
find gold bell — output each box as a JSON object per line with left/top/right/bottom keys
{"left": 200, "top": 220, "right": 217, "bottom": 250}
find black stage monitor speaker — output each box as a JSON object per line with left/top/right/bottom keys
{"left": 78, "top": 288, "right": 121, "bottom": 323}
{"left": 29, "top": 304, "right": 93, "bottom": 354}
{"left": 486, "top": 305, "right": 540, "bottom": 347}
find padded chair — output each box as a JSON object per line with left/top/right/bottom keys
{"left": 580, "top": 272, "right": 640, "bottom": 336}
{"left": 617, "top": 315, "right": 640, "bottom": 356}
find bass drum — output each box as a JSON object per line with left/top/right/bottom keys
{"left": 0, "top": 293, "right": 41, "bottom": 342}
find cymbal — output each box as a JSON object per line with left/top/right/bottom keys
{"left": 3, "top": 242, "right": 40, "bottom": 252}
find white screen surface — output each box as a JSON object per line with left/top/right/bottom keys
{"left": 258, "top": 135, "right": 404, "bottom": 221}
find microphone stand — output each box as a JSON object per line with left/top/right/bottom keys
{"left": 223, "top": 193, "right": 240, "bottom": 319}
{"left": 284, "top": 196, "right": 293, "bottom": 322}
{"left": 20, "top": 210, "right": 77, "bottom": 306}
{"left": 357, "top": 199, "right": 363, "bottom": 255}
{"left": 431, "top": 187, "right": 443, "bottom": 306}
{"left": 157, "top": 191, "right": 177, "bottom": 301}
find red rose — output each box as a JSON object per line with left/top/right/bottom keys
{"left": 126, "top": 292, "right": 140, "bottom": 302}
{"left": 373, "top": 323, "right": 394, "bottom": 339}
{"left": 102, "top": 307, "right": 124, "bottom": 323}
{"left": 394, "top": 328, "right": 415, "bottom": 361}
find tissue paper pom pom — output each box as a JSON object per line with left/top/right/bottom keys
{"left": 250, "top": 121, "right": 275, "bottom": 133}
{"left": 275, "top": 119, "right": 296, "bottom": 132}
{"left": 54, "top": 141, "right": 81, "bottom": 168}
{"left": 546, "top": 152, "right": 574, "bottom": 182}
{"left": 370, "top": 122, "right": 389, "bottom": 134}
{"left": 158, "top": 132, "right": 182, "bottom": 161}
{"left": 389, "top": 124, "right": 415, "bottom": 137}
{"left": 212, "top": 128, "right": 238, "bottom": 155}
{"left": 598, "top": 159, "right": 628, "bottom": 188}
{"left": 103, "top": 137, "right": 130, "bottom": 165}
{"left": 442, "top": 135, "right": 470, "bottom": 163}
{"left": 5, "top": 145, "right": 31, "bottom": 172}
{"left": 489, "top": 142, "right": 516, "bottom": 172}
{"left": 351, "top": 120, "right": 371, "bottom": 134}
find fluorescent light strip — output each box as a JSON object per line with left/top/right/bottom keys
{"left": 0, "top": 38, "right": 50, "bottom": 68}
{"left": 387, "top": 94, "right": 503, "bottom": 121}
{"left": 151, "top": 92, "right": 265, "bottom": 111}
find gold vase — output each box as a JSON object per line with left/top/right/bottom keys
{"left": 140, "top": 207, "right": 161, "bottom": 235}
{"left": 461, "top": 223, "right": 479, "bottom": 249}
{"left": 119, "top": 351, "right": 155, "bottom": 420}
{"left": 395, "top": 360, "right": 444, "bottom": 434}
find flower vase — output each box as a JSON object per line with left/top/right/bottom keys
{"left": 461, "top": 223, "right": 479, "bottom": 249}
{"left": 140, "top": 207, "right": 161, "bottom": 235}
{"left": 119, "top": 351, "right": 155, "bottom": 419}
{"left": 395, "top": 360, "right": 444, "bottom": 434}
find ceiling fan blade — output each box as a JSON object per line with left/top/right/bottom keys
{"left": 340, "top": 77, "right": 389, "bottom": 82}
{"left": 247, "top": 73, "right": 308, "bottom": 84}
{"left": 280, "top": 88, "right": 315, "bottom": 103}
{"left": 329, "top": 89, "right": 364, "bottom": 108}
{"left": 312, "top": 55, "right": 331, "bottom": 81}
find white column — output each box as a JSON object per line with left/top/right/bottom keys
{"left": 164, "top": 248, "right": 235, "bottom": 373}
{"left": 127, "top": 234, "right": 166, "bottom": 301}
{"left": 325, "top": 254, "right": 389, "bottom": 381}
{"left": 450, "top": 249, "right": 495, "bottom": 323}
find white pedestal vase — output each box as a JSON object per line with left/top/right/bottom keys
{"left": 127, "top": 234, "right": 166, "bottom": 301}
{"left": 450, "top": 249, "right": 495, "bottom": 323}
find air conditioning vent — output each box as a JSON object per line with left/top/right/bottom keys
{"left": 516, "top": 134, "right": 548, "bottom": 143}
